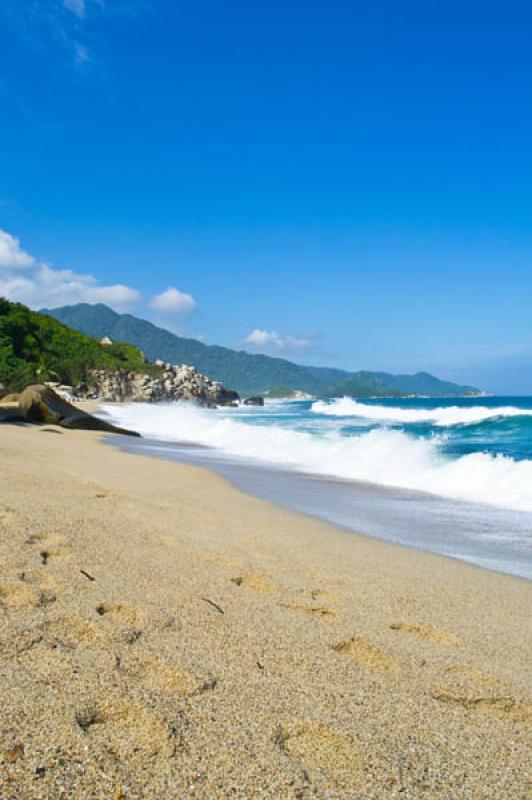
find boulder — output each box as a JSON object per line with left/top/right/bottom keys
{"left": 0, "top": 383, "right": 6, "bottom": 401}
{"left": 17, "top": 385, "right": 140, "bottom": 436}
{"left": 211, "top": 387, "right": 240, "bottom": 406}
{"left": 0, "top": 393, "right": 20, "bottom": 403}
{"left": 19, "top": 385, "right": 73, "bottom": 424}
{"left": 243, "top": 396, "right": 264, "bottom": 406}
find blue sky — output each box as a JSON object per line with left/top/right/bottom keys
{"left": 1, "top": 1, "right": 532, "bottom": 392}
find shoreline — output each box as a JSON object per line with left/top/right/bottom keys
{"left": 95, "top": 395, "right": 532, "bottom": 582}
{"left": 109, "top": 434, "right": 532, "bottom": 582}
{"left": 1, "top": 423, "right": 531, "bottom": 798}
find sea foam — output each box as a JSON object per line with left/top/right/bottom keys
{"left": 101, "top": 401, "right": 532, "bottom": 513}
{"left": 311, "top": 397, "right": 532, "bottom": 426}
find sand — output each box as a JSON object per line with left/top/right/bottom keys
{"left": 0, "top": 422, "right": 530, "bottom": 799}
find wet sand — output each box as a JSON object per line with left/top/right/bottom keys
{"left": 0, "top": 423, "right": 531, "bottom": 798}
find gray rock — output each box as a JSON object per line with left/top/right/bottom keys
{"left": 243, "top": 396, "right": 264, "bottom": 406}
{"left": 74, "top": 363, "right": 240, "bottom": 408}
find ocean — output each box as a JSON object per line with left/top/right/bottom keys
{"left": 100, "top": 396, "right": 532, "bottom": 580}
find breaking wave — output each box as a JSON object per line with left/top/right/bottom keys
{"left": 311, "top": 397, "right": 532, "bottom": 426}
{"left": 101, "top": 402, "right": 532, "bottom": 513}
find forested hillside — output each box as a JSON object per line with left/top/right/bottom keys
{"left": 0, "top": 298, "right": 158, "bottom": 392}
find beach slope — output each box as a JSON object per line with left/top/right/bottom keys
{"left": 0, "top": 424, "right": 530, "bottom": 798}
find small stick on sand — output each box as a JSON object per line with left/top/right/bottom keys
{"left": 80, "top": 569, "right": 96, "bottom": 581}
{"left": 201, "top": 597, "right": 224, "bottom": 614}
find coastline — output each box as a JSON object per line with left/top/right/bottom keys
{"left": 1, "top": 423, "right": 531, "bottom": 797}
{"left": 110, "top": 434, "right": 532, "bottom": 580}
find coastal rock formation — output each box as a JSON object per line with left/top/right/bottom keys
{"left": 243, "top": 396, "right": 265, "bottom": 406}
{"left": 17, "top": 385, "right": 140, "bottom": 436}
{"left": 75, "top": 363, "right": 240, "bottom": 407}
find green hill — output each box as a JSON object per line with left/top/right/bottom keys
{"left": 44, "top": 303, "right": 480, "bottom": 397}
{"left": 0, "top": 298, "right": 159, "bottom": 392}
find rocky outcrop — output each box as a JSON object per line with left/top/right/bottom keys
{"left": 0, "top": 383, "right": 6, "bottom": 401}
{"left": 17, "top": 385, "right": 140, "bottom": 436}
{"left": 75, "top": 363, "right": 240, "bottom": 407}
{"left": 243, "top": 396, "right": 264, "bottom": 406}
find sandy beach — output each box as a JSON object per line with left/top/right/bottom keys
{"left": 0, "top": 422, "right": 530, "bottom": 799}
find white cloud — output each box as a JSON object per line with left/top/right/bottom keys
{"left": 149, "top": 287, "right": 197, "bottom": 315}
{"left": 242, "top": 328, "right": 315, "bottom": 354}
{"left": 63, "top": 0, "right": 86, "bottom": 18}
{"left": 0, "top": 228, "right": 141, "bottom": 311}
{"left": 0, "top": 230, "right": 35, "bottom": 269}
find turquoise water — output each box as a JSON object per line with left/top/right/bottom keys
{"left": 102, "top": 396, "right": 532, "bottom": 579}
{"left": 304, "top": 396, "right": 532, "bottom": 461}
{"left": 233, "top": 395, "right": 532, "bottom": 465}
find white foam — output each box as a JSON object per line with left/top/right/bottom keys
{"left": 312, "top": 397, "right": 532, "bottom": 426}
{"left": 101, "top": 402, "right": 532, "bottom": 513}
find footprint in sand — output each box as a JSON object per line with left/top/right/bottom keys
{"left": 390, "top": 621, "right": 458, "bottom": 646}
{"left": 95, "top": 603, "right": 146, "bottom": 638}
{"left": 231, "top": 573, "right": 338, "bottom": 618}
{"left": 276, "top": 722, "right": 361, "bottom": 791}
{"left": 118, "top": 652, "right": 202, "bottom": 698}
{"left": 0, "top": 580, "right": 56, "bottom": 610}
{"left": 310, "top": 587, "right": 338, "bottom": 604}
{"left": 19, "top": 569, "right": 59, "bottom": 592}
{"left": 231, "top": 571, "right": 277, "bottom": 593}
{"left": 331, "top": 635, "right": 397, "bottom": 671}
{"left": 25, "top": 534, "right": 72, "bottom": 565}
{"left": 94, "top": 602, "right": 180, "bottom": 645}
{"left": 95, "top": 602, "right": 144, "bottom": 627}
{"left": 74, "top": 694, "right": 177, "bottom": 761}
{"left": 95, "top": 602, "right": 150, "bottom": 645}
{"left": 429, "top": 665, "right": 532, "bottom": 721}
{"left": 42, "top": 613, "right": 105, "bottom": 648}
{"left": 13, "top": 637, "right": 85, "bottom": 686}
{"left": 280, "top": 600, "right": 336, "bottom": 619}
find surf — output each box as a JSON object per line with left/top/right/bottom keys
{"left": 311, "top": 397, "right": 532, "bottom": 426}
{"left": 101, "top": 401, "right": 532, "bottom": 514}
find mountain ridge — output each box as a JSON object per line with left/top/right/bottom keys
{"left": 43, "top": 303, "right": 481, "bottom": 397}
